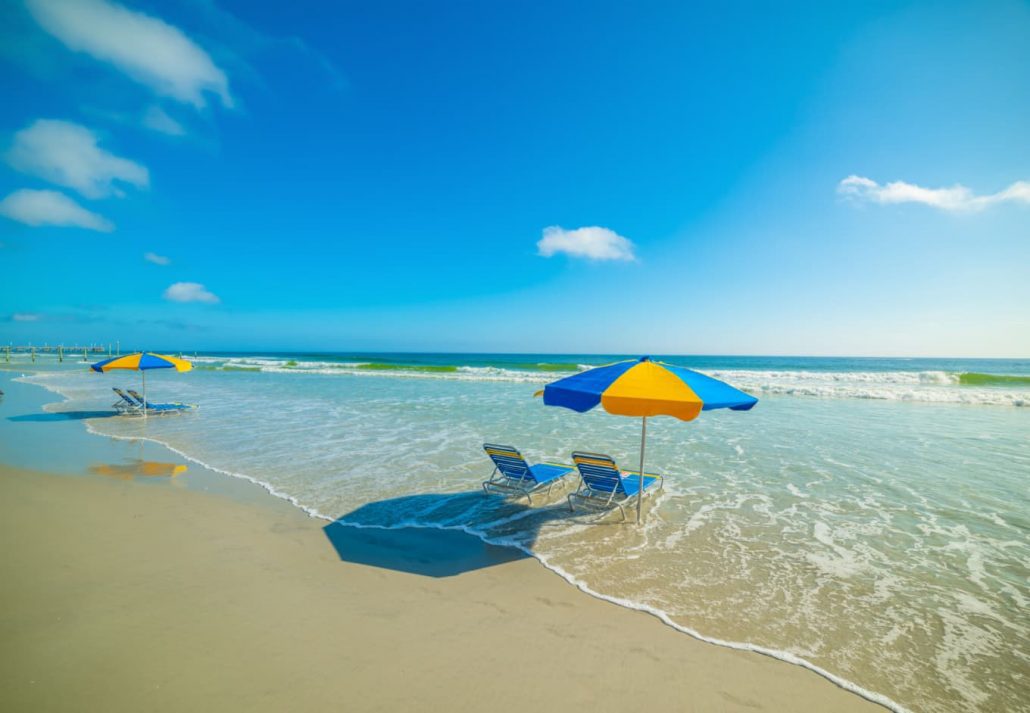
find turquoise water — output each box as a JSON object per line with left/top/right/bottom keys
{"left": 13, "top": 353, "right": 1030, "bottom": 713}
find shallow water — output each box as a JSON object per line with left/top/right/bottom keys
{"left": 15, "top": 353, "right": 1030, "bottom": 713}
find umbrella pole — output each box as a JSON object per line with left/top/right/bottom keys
{"left": 637, "top": 416, "right": 647, "bottom": 524}
{"left": 142, "top": 370, "right": 147, "bottom": 418}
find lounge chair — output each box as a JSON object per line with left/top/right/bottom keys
{"left": 111, "top": 387, "right": 142, "bottom": 412}
{"left": 568, "top": 451, "right": 664, "bottom": 521}
{"left": 482, "top": 443, "right": 574, "bottom": 503}
{"left": 126, "top": 390, "right": 195, "bottom": 413}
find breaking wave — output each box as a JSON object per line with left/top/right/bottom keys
{"left": 192, "top": 357, "right": 1029, "bottom": 406}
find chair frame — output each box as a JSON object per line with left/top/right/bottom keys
{"left": 567, "top": 451, "right": 664, "bottom": 521}
{"left": 111, "top": 387, "right": 142, "bottom": 413}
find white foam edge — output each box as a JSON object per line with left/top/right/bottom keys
{"left": 16, "top": 374, "right": 909, "bottom": 713}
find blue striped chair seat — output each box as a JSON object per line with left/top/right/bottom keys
{"left": 483, "top": 444, "right": 569, "bottom": 484}
{"left": 572, "top": 452, "right": 661, "bottom": 497}
{"left": 127, "top": 390, "right": 193, "bottom": 411}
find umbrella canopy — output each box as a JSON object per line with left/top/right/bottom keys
{"left": 90, "top": 352, "right": 192, "bottom": 417}
{"left": 540, "top": 357, "right": 757, "bottom": 522}
{"left": 90, "top": 352, "right": 193, "bottom": 373}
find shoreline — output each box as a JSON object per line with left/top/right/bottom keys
{"left": 1, "top": 370, "right": 891, "bottom": 712}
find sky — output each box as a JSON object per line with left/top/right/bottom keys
{"left": 1, "top": 0, "right": 1027, "bottom": 357}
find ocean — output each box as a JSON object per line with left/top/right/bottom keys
{"left": 16, "top": 352, "right": 1030, "bottom": 713}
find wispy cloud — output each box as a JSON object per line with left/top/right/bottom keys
{"left": 138, "top": 318, "right": 210, "bottom": 333}
{"left": 184, "top": 0, "right": 346, "bottom": 95}
{"left": 163, "top": 282, "right": 220, "bottom": 304}
{"left": 0, "top": 189, "right": 113, "bottom": 231}
{"left": 3, "top": 310, "right": 102, "bottom": 324}
{"left": 142, "top": 105, "right": 186, "bottom": 136}
{"left": 26, "top": 0, "right": 233, "bottom": 109}
{"left": 838, "top": 175, "right": 1030, "bottom": 212}
{"left": 6, "top": 119, "right": 148, "bottom": 198}
{"left": 144, "top": 251, "right": 171, "bottom": 265}
{"left": 537, "top": 226, "right": 637, "bottom": 261}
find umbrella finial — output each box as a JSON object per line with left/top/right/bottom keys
{"left": 640, "top": 355, "right": 651, "bottom": 362}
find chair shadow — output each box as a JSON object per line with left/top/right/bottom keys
{"left": 8, "top": 410, "right": 123, "bottom": 422}
{"left": 323, "top": 491, "right": 580, "bottom": 578}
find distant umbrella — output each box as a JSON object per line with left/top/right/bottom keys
{"left": 539, "top": 357, "right": 757, "bottom": 522}
{"left": 90, "top": 352, "right": 192, "bottom": 417}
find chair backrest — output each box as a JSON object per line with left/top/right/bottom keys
{"left": 112, "top": 387, "right": 137, "bottom": 405}
{"left": 572, "top": 452, "right": 626, "bottom": 495}
{"left": 483, "top": 443, "right": 532, "bottom": 482}
{"left": 127, "top": 390, "right": 149, "bottom": 406}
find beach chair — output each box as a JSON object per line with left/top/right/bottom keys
{"left": 126, "top": 390, "right": 195, "bottom": 413}
{"left": 482, "top": 443, "right": 575, "bottom": 503}
{"left": 111, "top": 387, "right": 142, "bottom": 412}
{"left": 568, "top": 452, "right": 664, "bottom": 521}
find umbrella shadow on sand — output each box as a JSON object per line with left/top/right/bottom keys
{"left": 323, "top": 490, "right": 595, "bottom": 578}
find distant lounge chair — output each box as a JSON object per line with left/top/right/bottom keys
{"left": 568, "top": 451, "right": 664, "bottom": 521}
{"left": 126, "top": 390, "right": 195, "bottom": 413}
{"left": 111, "top": 387, "right": 142, "bottom": 412}
{"left": 482, "top": 443, "right": 574, "bottom": 503}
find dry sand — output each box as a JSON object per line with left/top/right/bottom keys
{"left": 0, "top": 464, "right": 883, "bottom": 712}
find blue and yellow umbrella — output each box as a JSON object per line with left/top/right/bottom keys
{"left": 91, "top": 352, "right": 192, "bottom": 416}
{"left": 540, "top": 356, "right": 757, "bottom": 522}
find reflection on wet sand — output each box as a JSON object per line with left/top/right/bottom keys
{"left": 89, "top": 459, "right": 188, "bottom": 480}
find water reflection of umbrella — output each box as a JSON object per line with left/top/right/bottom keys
{"left": 90, "top": 352, "right": 192, "bottom": 417}
{"left": 90, "top": 460, "right": 188, "bottom": 480}
{"left": 539, "top": 357, "right": 757, "bottom": 523}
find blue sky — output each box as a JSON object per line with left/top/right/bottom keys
{"left": 1, "top": 0, "right": 1027, "bottom": 356}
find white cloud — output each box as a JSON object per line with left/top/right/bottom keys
{"left": 163, "top": 282, "right": 220, "bottom": 304}
{"left": 13, "top": 313, "right": 41, "bottom": 322}
{"left": 26, "top": 0, "right": 233, "bottom": 109}
{"left": 838, "top": 175, "right": 1030, "bottom": 212}
{"left": 6, "top": 119, "right": 148, "bottom": 199}
{"left": 537, "top": 225, "right": 637, "bottom": 261}
{"left": 144, "top": 251, "right": 170, "bottom": 265}
{"left": 0, "top": 189, "right": 114, "bottom": 231}
{"left": 142, "top": 105, "right": 185, "bottom": 136}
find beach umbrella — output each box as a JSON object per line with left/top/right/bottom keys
{"left": 90, "top": 352, "right": 192, "bottom": 417}
{"left": 539, "top": 357, "right": 757, "bottom": 523}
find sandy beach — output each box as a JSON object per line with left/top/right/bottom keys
{"left": 0, "top": 378, "right": 883, "bottom": 713}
